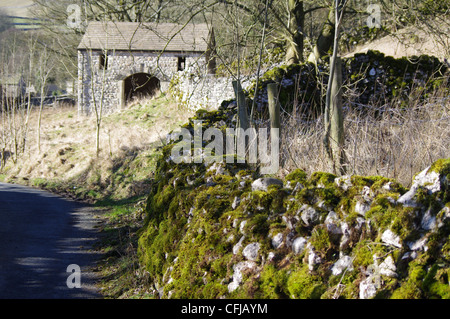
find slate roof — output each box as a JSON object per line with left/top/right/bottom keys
{"left": 78, "top": 21, "right": 210, "bottom": 52}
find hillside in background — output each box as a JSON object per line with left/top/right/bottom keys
{"left": 0, "top": 0, "right": 35, "bottom": 17}
{"left": 0, "top": 1, "right": 40, "bottom": 31}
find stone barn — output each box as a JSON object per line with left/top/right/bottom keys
{"left": 77, "top": 21, "right": 213, "bottom": 114}
{"left": 0, "top": 74, "right": 26, "bottom": 101}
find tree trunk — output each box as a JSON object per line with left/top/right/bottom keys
{"left": 96, "top": 120, "right": 100, "bottom": 157}
{"left": 22, "top": 90, "right": 32, "bottom": 153}
{"left": 156, "top": 0, "right": 163, "bottom": 22}
{"left": 286, "top": 0, "right": 305, "bottom": 65}
{"left": 37, "top": 88, "right": 44, "bottom": 154}
{"left": 11, "top": 99, "right": 18, "bottom": 163}
{"left": 205, "top": 27, "right": 217, "bottom": 75}
{"left": 323, "top": 0, "right": 347, "bottom": 175}
{"left": 308, "top": 6, "right": 335, "bottom": 64}
{"left": 328, "top": 57, "right": 345, "bottom": 174}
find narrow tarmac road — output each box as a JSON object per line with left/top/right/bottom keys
{"left": 0, "top": 182, "right": 102, "bottom": 298}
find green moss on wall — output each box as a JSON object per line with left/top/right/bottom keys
{"left": 136, "top": 106, "right": 449, "bottom": 299}
{"left": 287, "top": 265, "right": 326, "bottom": 299}
{"left": 247, "top": 50, "right": 448, "bottom": 120}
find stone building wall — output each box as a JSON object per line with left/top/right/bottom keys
{"left": 177, "top": 74, "right": 235, "bottom": 110}
{"left": 174, "top": 72, "right": 256, "bottom": 111}
{"left": 78, "top": 50, "right": 206, "bottom": 114}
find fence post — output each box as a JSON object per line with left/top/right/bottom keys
{"left": 267, "top": 83, "right": 281, "bottom": 134}
{"left": 327, "top": 56, "right": 345, "bottom": 174}
{"left": 266, "top": 82, "right": 281, "bottom": 173}
{"left": 232, "top": 80, "right": 249, "bottom": 130}
{"left": 232, "top": 80, "right": 250, "bottom": 164}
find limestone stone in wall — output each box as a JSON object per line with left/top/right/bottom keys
{"left": 174, "top": 73, "right": 252, "bottom": 110}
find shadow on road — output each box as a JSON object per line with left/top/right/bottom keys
{"left": 0, "top": 182, "right": 103, "bottom": 299}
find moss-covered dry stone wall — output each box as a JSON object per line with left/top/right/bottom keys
{"left": 137, "top": 109, "right": 450, "bottom": 299}
{"left": 246, "top": 50, "right": 448, "bottom": 118}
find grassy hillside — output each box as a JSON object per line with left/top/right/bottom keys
{"left": 1, "top": 94, "right": 193, "bottom": 201}
{"left": 0, "top": 0, "right": 35, "bottom": 18}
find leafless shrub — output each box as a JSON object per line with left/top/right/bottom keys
{"left": 280, "top": 75, "right": 450, "bottom": 187}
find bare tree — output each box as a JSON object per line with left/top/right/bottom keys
{"left": 21, "top": 34, "right": 39, "bottom": 154}
{"left": 91, "top": 47, "right": 108, "bottom": 157}
{"left": 323, "top": 0, "right": 347, "bottom": 174}
{"left": 36, "top": 44, "right": 55, "bottom": 154}
{"left": 81, "top": 20, "right": 114, "bottom": 157}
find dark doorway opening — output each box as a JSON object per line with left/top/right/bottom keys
{"left": 124, "top": 73, "right": 160, "bottom": 104}
{"left": 99, "top": 52, "right": 108, "bottom": 70}
{"left": 177, "top": 57, "right": 186, "bottom": 71}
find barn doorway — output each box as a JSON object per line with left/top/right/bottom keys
{"left": 123, "top": 73, "right": 160, "bottom": 105}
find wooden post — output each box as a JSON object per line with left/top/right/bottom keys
{"left": 118, "top": 79, "right": 125, "bottom": 109}
{"left": 267, "top": 82, "right": 281, "bottom": 172}
{"left": 232, "top": 80, "right": 249, "bottom": 130}
{"left": 233, "top": 80, "right": 249, "bottom": 163}
{"left": 327, "top": 57, "right": 345, "bottom": 174}
{"left": 267, "top": 83, "right": 281, "bottom": 133}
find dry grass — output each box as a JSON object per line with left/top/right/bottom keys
{"left": 0, "top": 94, "right": 194, "bottom": 199}
{"left": 279, "top": 80, "right": 450, "bottom": 187}
{"left": 2, "top": 82, "right": 448, "bottom": 192}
